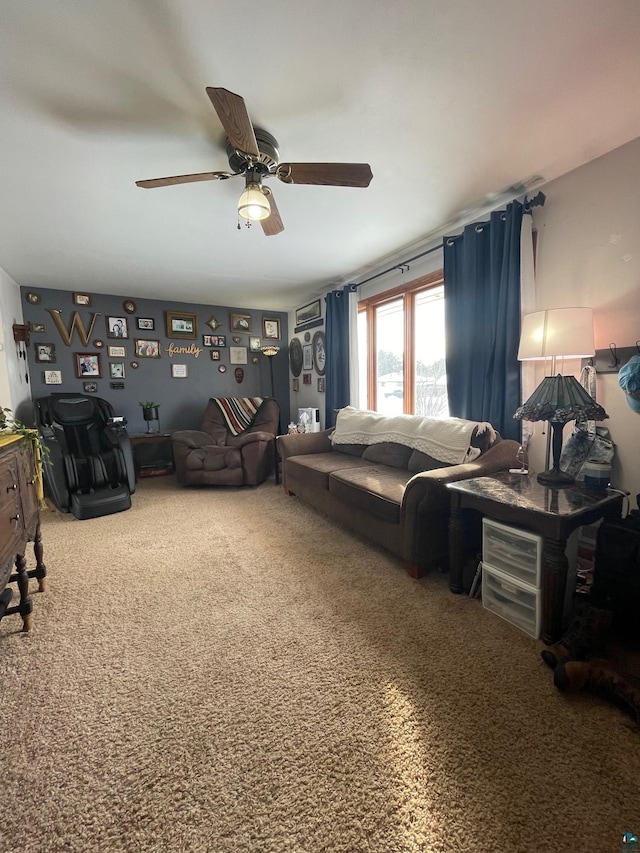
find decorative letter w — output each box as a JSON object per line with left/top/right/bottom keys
{"left": 47, "top": 310, "right": 101, "bottom": 346}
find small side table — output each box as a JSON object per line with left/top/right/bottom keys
{"left": 130, "top": 433, "right": 175, "bottom": 479}
{"left": 446, "top": 472, "right": 624, "bottom": 644}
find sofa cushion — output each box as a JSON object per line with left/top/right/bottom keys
{"left": 286, "top": 452, "right": 372, "bottom": 491}
{"left": 407, "top": 449, "right": 447, "bottom": 473}
{"left": 334, "top": 443, "right": 367, "bottom": 457}
{"left": 329, "top": 465, "right": 411, "bottom": 524}
{"left": 361, "top": 441, "right": 413, "bottom": 470}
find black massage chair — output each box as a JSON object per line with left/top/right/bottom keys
{"left": 34, "top": 394, "right": 136, "bottom": 520}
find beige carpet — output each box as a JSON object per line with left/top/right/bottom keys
{"left": 1, "top": 476, "right": 638, "bottom": 853}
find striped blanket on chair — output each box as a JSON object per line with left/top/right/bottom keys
{"left": 210, "top": 397, "right": 265, "bottom": 436}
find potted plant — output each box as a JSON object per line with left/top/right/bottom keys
{"left": 139, "top": 401, "right": 161, "bottom": 433}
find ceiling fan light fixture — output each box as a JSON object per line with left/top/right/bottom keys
{"left": 238, "top": 183, "right": 271, "bottom": 221}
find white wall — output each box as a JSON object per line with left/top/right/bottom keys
{"left": 0, "top": 265, "right": 30, "bottom": 419}
{"left": 531, "top": 136, "right": 640, "bottom": 503}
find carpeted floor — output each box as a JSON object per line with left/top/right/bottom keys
{"left": 1, "top": 476, "right": 638, "bottom": 853}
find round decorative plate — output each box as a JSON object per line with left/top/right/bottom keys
{"left": 289, "top": 337, "right": 303, "bottom": 377}
{"left": 123, "top": 300, "right": 137, "bottom": 314}
{"left": 26, "top": 292, "right": 41, "bottom": 304}
{"left": 130, "top": 361, "right": 139, "bottom": 369}
{"left": 312, "top": 331, "right": 326, "bottom": 376}
{"left": 93, "top": 339, "right": 104, "bottom": 348}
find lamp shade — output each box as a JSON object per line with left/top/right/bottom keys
{"left": 517, "top": 308, "right": 595, "bottom": 360}
{"left": 514, "top": 374, "right": 607, "bottom": 424}
{"left": 238, "top": 183, "right": 271, "bottom": 221}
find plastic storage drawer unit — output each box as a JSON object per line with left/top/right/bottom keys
{"left": 482, "top": 517, "right": 542, "bottom": 588}
{"left": 481, "top": 563, "right": 541, "bottom": 639}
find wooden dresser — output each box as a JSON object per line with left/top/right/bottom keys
{"left": 0, "top": 436, "right": 47, "bottom": 631}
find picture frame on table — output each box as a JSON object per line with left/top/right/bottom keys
{"left": 106, "top": 316, "right": 129, "bottom": 339}
{"left": 166, "top": 311, "right": 197, "bottom": 339}
{"left": 75, "top": 352, "right": 102, "bottom": 378}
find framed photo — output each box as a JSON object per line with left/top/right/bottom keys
{"left": 202, "top": 335, "right": 216, "bottom": 347}
{"left": 108, "top": 345, "right": 126, "bottom": 358}
{"left": 303, "top": 373, "right": 312, "bottom": 385}
{"left": 229, "top": 313, "right": 252, "bottom": 334}
{"left": 137, "top": 317, "right": 155, "bottom": 331}
{"left": 134, "top": 339, "right": 161, "bottom": 358}
{"left": 75, "top": 352, "right": 102, "bottom": 378}
{"left": 210, "top": 350, "right": 221, "bottom": 361}
{"left": 83, "top": 381, "right": 98, "bottom": 393}
{"left": 312, "top": 331, "right": 326, "bottom": 376}
{"left": 205, "top": 315, "right": 221, "bottom": 332}
{"left": 262, "top": 317, "right": 281, "bottom": 340}
{"left": 73, "top": 293, "right": 91, "bottom": 306}
{"left": 303, "top": 344, "right": 313, "bottom": 371}
{"left": 292, "top": 377, "right": 299, "bottom": 392}
{"left": 106, "top": 316, "right": 129, "bottom": 339}
{"left": 166, "top": 311, "right": 197, "bottom": 339}
{"left": 109, "top": 362, "right": 125, "bottom": 379}
{"left": 249, "top": 336, "right": 261, "bottom": 352}
{"left": 317, "top": 377, "right": 326, "bottom": 392}
{"left": 171, "top": 363, "right": 188, "bottom": 378}
{"left": 229, "top": 347, "right": 248, "bottom": 365}
{"left": 296, "top": 299, "right": 321, "bottom": 327}
{"left": 29, "top": 322, "right": 46, "bottom": 333}
{"left": 35, "top": 343, "right": 56, "bottom": 363}
{"left": 44, "top": 370, "right": 62, "bottom": 385}
{"left": 212, "top": 335, "right": 226, "bottom": 347}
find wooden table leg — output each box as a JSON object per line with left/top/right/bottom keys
{"left": 12, "top": 553, "right": 33, "bottom": 632}
{"left": 32, "top": 521, "right": 47, "bottom": 592}
{"left": 541, "top": 537, "right": 568, "bottom": 644}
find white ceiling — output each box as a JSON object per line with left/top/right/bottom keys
{"left": 2, "top": 0, "right": 640, "bottom": 312}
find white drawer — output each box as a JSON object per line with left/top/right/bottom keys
{"left": 481, "top": 563, "right": 540, "bottom": 639}
{"left": 482, "top": 517, "right": 542, "bottom": 588}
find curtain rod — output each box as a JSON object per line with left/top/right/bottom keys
{"left": 354, "top": 191, "right": 546, "bottom": 289}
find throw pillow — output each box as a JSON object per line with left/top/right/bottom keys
{"left": 362, "top": 442, "right": 413, "bottom": 470}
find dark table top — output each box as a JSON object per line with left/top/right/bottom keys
{"left": 446, "top": 471, "right": 622, "bottom": 519}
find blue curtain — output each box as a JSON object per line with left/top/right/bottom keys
{"left": 443, "top": 201, "right": 523, "bottom": 440}
{"left": 325, "top": 284, "right": 356, "bottom": 428}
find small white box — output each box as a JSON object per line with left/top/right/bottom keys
{"left": 482, "top": 517, "right": 542, "bottom": 588}
{"left": 297, "top": 407, "right": 321, "bottom": 432}
{"left": 482, "top": 563, "right": 541, "bottom": 639}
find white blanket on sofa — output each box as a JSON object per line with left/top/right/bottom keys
{"left": 331, "top": 407, "right": 496, "bottom": 465}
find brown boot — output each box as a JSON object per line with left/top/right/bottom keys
{"left": 541, "top": 601, "right": 612, "bottom": 669}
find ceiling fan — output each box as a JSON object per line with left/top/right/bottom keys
{"left": 135, "top": 87, "right": 373, "bottom": 236}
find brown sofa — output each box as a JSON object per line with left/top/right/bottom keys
{"left": 278, "top": 414, "right": 519, "bottom": 577}
{"left": 172, "top": 398, "right": 279, "bottom": 487}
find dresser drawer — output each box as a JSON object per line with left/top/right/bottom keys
{"left": 482, "top": 517, "right": 542, "bottom": 587}
{"left": 482, "top": 563, "right": 541, "bottom": 638}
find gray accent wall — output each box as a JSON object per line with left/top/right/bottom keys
{"left": 20, "top": 287, "right": 289, "bottom": 434}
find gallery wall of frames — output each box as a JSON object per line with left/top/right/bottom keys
{"left": 20, "top": 288, "right": 289, "bottom": 433}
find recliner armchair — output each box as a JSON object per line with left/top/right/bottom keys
{"left": 172, "top": 397, "right": 279, "bottom": 487}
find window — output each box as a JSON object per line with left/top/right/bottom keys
{"left": 358, "top": 272, "right": 448, "bottom": 416}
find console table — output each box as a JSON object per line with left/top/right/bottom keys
{"left": 130, "top": 433, "right": 175, "bottom": 479}
{"left": 0, "top": 435, "right": 47, "bottom": 631}
{"left": 446, "top": 472, "right": 624, "bottom": 644}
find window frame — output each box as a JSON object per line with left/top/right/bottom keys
{"left": 358, "top": 270, "right": 444, "bottom": 414}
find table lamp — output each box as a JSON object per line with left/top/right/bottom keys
{"left": 514, "top": 374, "right": 607, "bottom": 485}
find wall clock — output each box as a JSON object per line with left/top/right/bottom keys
{"left": 289, "top": 337, "right": 303, "bottom": 377}
{"left": 312, "top": 331, "right": 326, "bottom": 376}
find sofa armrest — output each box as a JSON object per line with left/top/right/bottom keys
{"left": 171, "top": 429, "right": 218, "bottom": 449}
{"left": 400, "top": 439, "right": 520, "bottom": 566}
{"left": 278, "top": 429, "right": 333, "bottom": 461}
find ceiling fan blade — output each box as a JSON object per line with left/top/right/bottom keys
{"left": 206, "top": 87, "right": 259, "bottom": 160}
{"left": 136, "top": 171, "right": 236, "bottom": 189}
{"left": 261, "top": 188, "right": 284, "bottom": 237}
{"left": 276, "top": 163, "right": 373, "bottom": 187}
